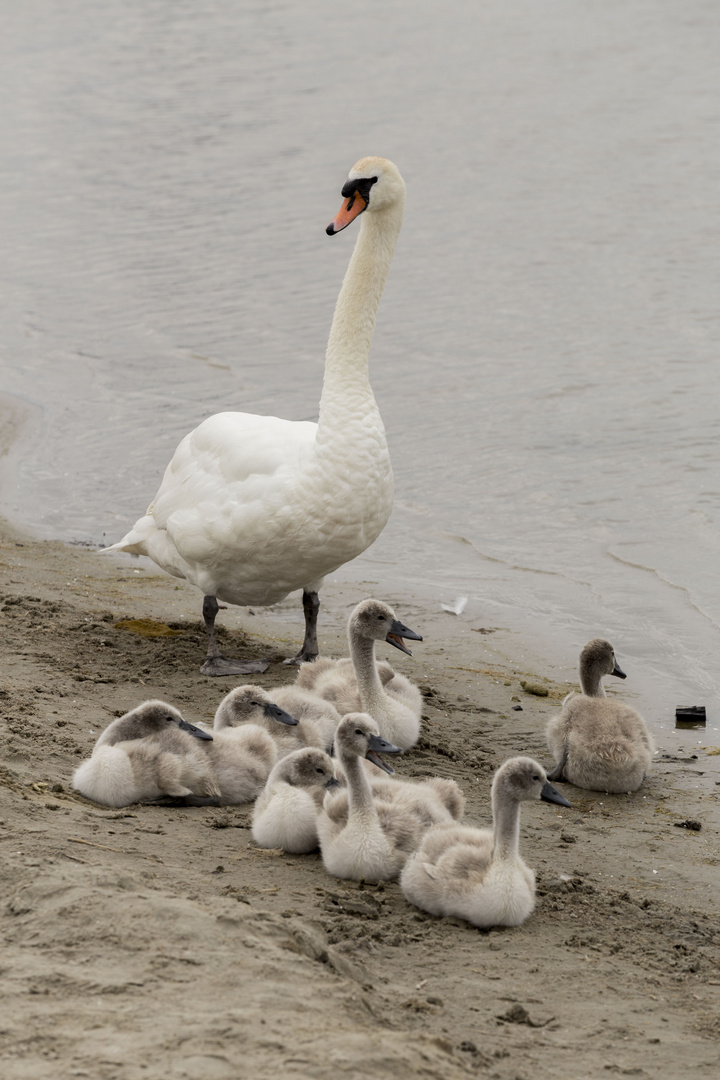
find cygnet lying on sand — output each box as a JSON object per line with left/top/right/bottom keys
{"left": 296, "top": 598, "right": 423, "bottom": 749}
{"left": 401, "top": 757, "right": 571, "bottom": 928}
{"left": 73, "top": 700, "right": 219, "bottom": 807}
{"left": 546, "top": 638, "right": 654, "bottom": 792}
{"left": 252, "top": 747, "right": 339, "bottom": 853}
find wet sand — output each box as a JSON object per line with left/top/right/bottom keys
{"left": 1, "top": 520, "right": 719, "bottom": 1079}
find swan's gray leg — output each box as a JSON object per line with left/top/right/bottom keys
{"left": 284, "top": 590, "right": 320, "bottom": 665}
{"left": 546, "top": 743, "right": 569, "bottom": 783}
{"left": 200, "top": 594, "right": 269, "bottom": 676}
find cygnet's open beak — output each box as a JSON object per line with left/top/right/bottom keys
{"left": 612, "top": 660, "right": 627, "bottom": 679}
{"left": 179, "top": 718, "right": 213, "bottom": 741}
{"left": 541, "top": 781, "right": 572, "bottom": 808}
{"left": 386, "top": 617, "right": 423, "bottom": 656}
{"left": 264, "top": 703, "right": 299, "bottom": 726}
{"left": 365, "top": 732, "right": 403, "bottom": 775}
{"left": 326, "top": 191, "right": 368, "bottom": 235}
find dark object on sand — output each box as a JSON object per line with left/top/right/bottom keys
{"left": 675, "top": 705, "right": 706, "bottom": 728}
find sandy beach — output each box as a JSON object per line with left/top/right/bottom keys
{"left": 0, "top": 519, "right": 718, "bottom": 1079}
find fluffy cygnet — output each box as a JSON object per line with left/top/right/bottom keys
{"left": 296, "top": 598, "right": 423, "bottom": 750}
{"left": 270, "top": 684, "right": 342, "bottom": 752}
{"left": 73, "top": 700, "right": 219, "bottom": 808}
{"left": 252, "top": 747, "right": 339, "bottom": 853}
{"left": 400, "top": 757, "right": 571, "bottom": 928}
{"left": 213, "top": 683, "right": 326, "bottom": 759}
{"left": 317, "top": 713, "right": 426, "bottom": 882}
{"left": 94, "top": 699, "right": 214, "bottom": 749}
{"left": 546, "top": 638, "right": 655, "bottom": 792}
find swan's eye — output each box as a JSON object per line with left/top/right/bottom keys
{"left": 533, "top": 775, "right": 540, "bottom": 781}
{"left": 377, "top": 615, "right": 385, "bottom": 621}
{"left": 355, "top": 729, "right": 365, "bottom": 736}
{"left": 316, "top": 767, "right": 324, "bottom": 774}
{"left": 165, "top": 717, "right": 174, "bottom": 723}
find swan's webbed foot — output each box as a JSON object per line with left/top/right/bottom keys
{"left": 283, "top": 589, "right": 320, "bottom": 666}
{"left": 546, "top": 743, "right": 569, "bottom": 783}
{"left": 283, "top": 649, "right": 317, "bottom": 667}
{"left": 201, "top": 655, "right": 269, "bottom": 677}
{"left": 147, "top": 794, "right": 222, "bottom": 807}
{"left": 179, "top": 794, "right": 222, "bottom": 807}
{"left": 201, "top": 593, "right": 269, "bottom": 676}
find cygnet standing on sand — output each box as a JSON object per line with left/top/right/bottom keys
{"left": 73, "top": 700, "right": 220, "bottom": 808}
{"left": 252, "top": 748, "right": 339, "bottom": 853}
{"left": 545, "top": 638, "right": 654, "bottom": 793}
{"left": 296, "top": 598, "right": 423, "bottom": 750}
{"left": 317, "top": 713, "right": 426, "bottom": 882}
{"left": 400, "top": 757, "right": 571, "bottom": 928}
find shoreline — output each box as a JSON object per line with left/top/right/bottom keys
{"left": 1, "top": 518, "right": 719, "bottom": 1078}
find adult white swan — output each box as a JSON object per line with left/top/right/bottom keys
{"left": 105, "top": 157, "right": 405, "bottom": 675}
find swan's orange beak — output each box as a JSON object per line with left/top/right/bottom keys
{"left": 326, "top": 191, "right": 368, "bottom": 235}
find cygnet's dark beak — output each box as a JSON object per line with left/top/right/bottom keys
{"left": 179, "top": 718, "right": 213, "bottom": 741}
{"left": 264, "top": 703, "right": 299, "bottom": 726}
{"left": 365, "top": 732, "right": 403, "bottom": 774}
{"left": 541, "top": 781, "right": 572, "bottom": 808}
{"left": 324, "top": 776, "right": 340, "bottom": 789}
{"left": 612, "top": 660, "right": 627, "bottom": 679}
{"left": 385, "top": 617, "right": 423, "bottom": 656}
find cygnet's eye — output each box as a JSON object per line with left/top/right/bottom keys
{"left": 316, "top": 767, "right": 324, "bottom": 774}
{"left": 355, "top": 728, "right": 365, "bottom": 736}
{"left": 532, "top": 774, "right": 540, "bottom": 782}
{"left": 165, "top": 716, "right": 174, "bottom": 723}
{"left": 377, "top": 614, "right": 385, "bottom": 621}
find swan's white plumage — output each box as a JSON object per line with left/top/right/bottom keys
{"left": 104, "top": 157, "right": 405, "bottom": 666}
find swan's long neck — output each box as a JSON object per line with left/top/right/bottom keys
{"left": 350, "top": 634, "right": 386, "bottom": 715}
{"left": 491, "top": 788, "right": 522, "bottom": 862}
{"left": 339, "top": 744, "right": 375, "bottom": 816}
{"left": 580, "top": 663, "right": 606, "bottom": 698}
{"left": 317, "top": 200, "right": 404, "bottom": 441}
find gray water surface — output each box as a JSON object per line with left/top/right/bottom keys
{"left": 2, "top": 1, "right": 719, "bottom": 731}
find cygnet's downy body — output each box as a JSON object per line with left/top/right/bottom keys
{"left": 213, "top": 684, "right": 326, "bottom": 760}
{"left": 400, "top": 757, "right": 571, "bottom": 928}
{"left": 546, "top": 639, "right": 654, "bottom": 793}
{"left": 252, "top": 747, "right": 339, "bottom": 853}
{"left": 73, "top": 700, "right": 220, "bottom": 808}
{"left": 206, "top": 686, "right": 305, "bottom": 804}
{"left": 269, "top": 684, "right": 341, "bottom": 753}
{"left": 317, "top": 713, "right": 425, "bottom": 882}
{"left": 296, "top": 598, "right": 423, "bottom": 750}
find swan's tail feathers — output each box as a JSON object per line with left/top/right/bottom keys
{"left": 98, "top": 515, "right": 155, "bottom": 556}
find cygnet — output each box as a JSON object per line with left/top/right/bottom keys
{"left": 545, "top": 638, "right": 654, "bottom": 792}
{"left": 73, "top": 700, "right": 219, "bottom": 807}
{"left": 296, "top": 598, "right": 423, "bottom": 749}
{"left": 252, "top": 747, "right": 339, "bottom": 853}
{"left": 317, "top": 713, "right": 425, "bottom": 882}
{"left": 400, "top": 757, "right": 571, "bottom": 928}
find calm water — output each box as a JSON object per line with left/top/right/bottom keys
{"left": 2, "top": 1, "right": 719, "bottom": 732}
